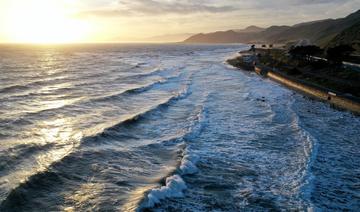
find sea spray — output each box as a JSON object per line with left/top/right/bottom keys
{"left": 291, "top": 108, "right": 319, "bottom": 209}
{"left": 180, "top": 148, "right": 200, "bottom": 175}
{"left": 140, "top": 175, "right": 187, "bottom": 209}
{"left": 139, "top": 147, "right": 200, "bottom": 210}
{"left": 137, "top": 94, "right": 209, "bottom": 210}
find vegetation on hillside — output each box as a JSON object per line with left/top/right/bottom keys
{"left": 184, "top": 10, "right": 360, "bottom": 54}
{"left": 327, "top": 21, "right": 360, "bottom": 54}
{"left": 229, "top": 45, "right": 360, "bottom": 97}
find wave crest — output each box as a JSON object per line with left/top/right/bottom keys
{"left": 136, "top": 93, "right": 210, "bottom": 211}
{"left": 141, "top": 175, "right": 187, "bottom": 209}
{"left": 180, "top": 149, "right": 199, "bottom": 175}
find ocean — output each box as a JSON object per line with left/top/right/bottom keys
{"left": 0, "top": 44, "right": 359, "bottom": 211}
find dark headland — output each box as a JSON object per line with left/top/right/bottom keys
{"left": 183, "top": 9, "right": 360, "bottom": 54}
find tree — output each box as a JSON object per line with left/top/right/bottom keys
{"left": 250, "top": 44, "right": 256, "bottom": 52}
{"left": 289, "top": 46, "right": 304, "bottom": 59}
{"left": 305, "top": 45, "right": 323, "bottom": 61}
{"left": 289, "top": 45, "right": 323, "bottom": 62}
{"left": 326, "top": 45, "right": 355, "bottom": 65}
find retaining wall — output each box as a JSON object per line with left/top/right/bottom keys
{"left": 254, "top": 66, "right": 360, "bottom": 114}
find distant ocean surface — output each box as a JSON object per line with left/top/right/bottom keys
{"left": 0, "top": 44, "right": 359, "bottom": 211}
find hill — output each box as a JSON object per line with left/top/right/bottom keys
{"left": 184, "top": 30, "right": 245, "bottom": 43}
{"left": 183, "top": 10, "right": 360, "bottom": 47}
{"left": 327, "top": 21, "right": 360, "bottom": 53}
{"left": 234, "top": 25, "right": 265, "bottom": 33}
{"left": 270, "top": 10, "right": 360, "bottom": 46}
{"left": 292, "top": 19, "right": 332, "bottom": 27}
{"left": 141, "top": 33, "right": 195, "bottom": 43}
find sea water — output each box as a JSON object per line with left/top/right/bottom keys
{"left": 0, "top": 44, "right": 359, "bottom": 211}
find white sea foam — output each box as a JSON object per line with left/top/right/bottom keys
{"left": 139, "top": 146, "right": 200, "bottom": 210}
{"left": 184, "top": 96, "right": 209, "bottom": 141}
{"left": 180, "top": 149, "right": 199, "bottom": 175}
{"left": 141, "top": 175, "right": 187, "bottom": 209}
{"left": 138, "top": 143, "right": 201, "bottom": 210}
{"left": 137, "top": 93, "right": 208, "bottom": 210}
{"left": 291, "top": 109, "right": 319, "bottom": 208}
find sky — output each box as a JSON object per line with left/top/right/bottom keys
{"left": 0, "top": 0, "right": 359, "bottom": 43}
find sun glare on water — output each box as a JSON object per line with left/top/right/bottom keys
{"left": 3, "top": 0, "right": 91, "bottom": 43}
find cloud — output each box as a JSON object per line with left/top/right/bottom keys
{"left": 292, "top": 0, "right": 351, "bottom": 5}
{"left": 77, "top": 0, "right": 237, "bottom": 17}
{"left": 235, "top": 0, "right": 354, "bottom": 10}
{"left": 120, "top": 0, "right": 236, "bottom": 14}
{"left": 77, "top": 0, "right": 360, "bottom": 20}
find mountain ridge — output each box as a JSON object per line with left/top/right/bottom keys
{"left": 183, "top": 10, "right": 360, "bottom": 48}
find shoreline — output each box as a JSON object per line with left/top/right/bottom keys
{"left": 228, "top": 54, "right": 360, "bottom": 115}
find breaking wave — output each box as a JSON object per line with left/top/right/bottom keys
{"left": 138, "top": 94, "right": 209, "bottom": 211}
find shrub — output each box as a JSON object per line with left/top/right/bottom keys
{"left": 289, "top": 45, "right": 323, "bottom": 62}
{"left": 326, "top": 45, "right": 355, "bottom": 65}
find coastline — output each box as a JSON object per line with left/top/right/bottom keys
{"left": 228, "top": 54, "right": 360, "bottom": 115}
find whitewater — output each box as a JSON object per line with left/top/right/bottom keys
{"left": 0, "top": 44, "right": 359, "bottom": 211}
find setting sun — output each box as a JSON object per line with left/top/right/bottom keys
{"left": 3, "top": 0, "right": 91, "bottom": 43}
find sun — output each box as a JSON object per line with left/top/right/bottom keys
{"left": 3, "top": 0, "right": 91, "bottom": 43}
